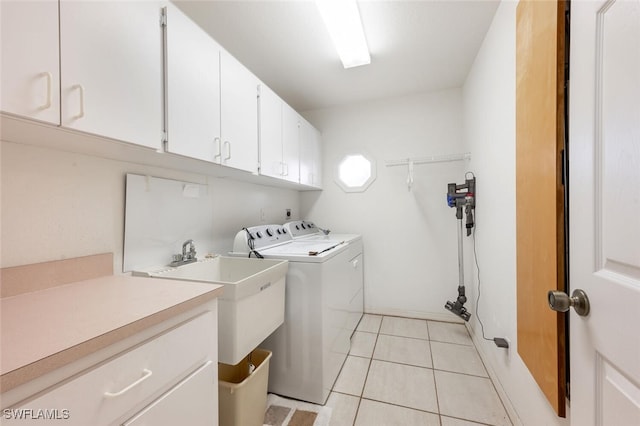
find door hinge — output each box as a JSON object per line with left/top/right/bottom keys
{"left": 160, "top": 8, "right": 167, "bottom": 27}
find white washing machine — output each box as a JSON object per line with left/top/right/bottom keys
{"left": 231, "top": 222, "right": 363, "bottom": 405}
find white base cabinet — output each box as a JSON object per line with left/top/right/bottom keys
{"left": 123, "top": 361, "right": 216, "bottom": 426}
{"left": 2, "top": 304, "right": 218, "bottom": 426}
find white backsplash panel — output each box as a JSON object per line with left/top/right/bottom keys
{"left": 123, "top": 174, "right": 215, "bottom": 272}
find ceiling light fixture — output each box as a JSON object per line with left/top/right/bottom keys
{"left": 316, "top": 0, "right": 370, "bottom": 69}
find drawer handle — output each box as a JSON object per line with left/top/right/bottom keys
{"left": 104, "top": 369, "right": 153, "bottom": 398}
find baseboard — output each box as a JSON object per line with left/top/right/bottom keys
{"left": 364, "top": 307, "right": 465, "bottom": 324}
{"left": 466, "top": 323, "right": 522, "bottom": 426}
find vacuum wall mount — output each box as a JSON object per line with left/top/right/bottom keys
{"left": 444, "top": 173, "right": 476, "bottom": 321}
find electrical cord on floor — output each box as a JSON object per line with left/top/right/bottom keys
{"left": 472, "top": 224, "right": 510, "bottom": 349}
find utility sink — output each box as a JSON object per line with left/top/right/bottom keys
{"left": 134, "top": 256, "right": 288, "bottom": 365}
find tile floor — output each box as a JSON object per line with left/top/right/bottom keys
{"left": 325, "top": 315, "right": 512, "bottom": 426}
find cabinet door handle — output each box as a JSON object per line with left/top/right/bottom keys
{"left": 214, "top": 137, "right": 221, "bottom": 160}
{"left": 352, "top": 259, "right": 359, "bottom": 268}
{"left": 103, "top": 369, "right": 153, "bottom": 398}
{"left": 224, "top": 141, "right": 231, "bottom": 160}
{"left": 72, "top": 84, "right": 85, "bottom": 119}
{"left": 39, "top": 72, "right": 52, "bottom": 110}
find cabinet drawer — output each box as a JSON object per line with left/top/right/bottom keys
{"left": 123, "top": 360, "right": 216, "bottom": 426}
{"left": 6, "top": 310, "right": 216, "bottom": 426}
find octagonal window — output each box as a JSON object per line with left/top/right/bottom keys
{"left": 334, "top": 153, "right": 376, "bottom": 193}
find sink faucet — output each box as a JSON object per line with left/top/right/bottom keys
{"left": 169, "top": 239, "right": 197, "bottom": 267}
{"left": 183, "top": 239, "right": 196, "bottom": 260}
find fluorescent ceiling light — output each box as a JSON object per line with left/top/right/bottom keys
{"left": 316, "top": 0, "right": 371, "bottom": 69}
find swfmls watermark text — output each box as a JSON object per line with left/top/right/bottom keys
{"left": 2, "top": 409, "right": 70, "bottom": 421}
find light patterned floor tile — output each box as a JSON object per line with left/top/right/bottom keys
{"left": 332, "top": 356, "right": 370, "bottom": 396}
{"left": 373, "top": 334, "right": 432, "bottom": 368}
{"left": 350, "top": 331, "right": 377, "bottom": 358}
{"left": 435, "top": 370, "right": 511, "bottom": 425}
{"left": 326, "top": 392, "right": 360, "bottom": 426}
{"left": 428, "top": 321, "right": 473, "bottom": 345}
{"left": 431, "top": 341, "right": 487, "bottom": 377}
{"left": 362, "top": 360, "right": 438, "bottom": 413}
{"left": 441, "top": 416, "right": 489, "bottom": 426}
{"left": 355, "top": 399, "right": 440, "bottom": 426}
{"left": 357, "top": 314, "right": 383, "bottom": 333}
{"left": 380, "top": 316, "right": 429, "bottom": 340}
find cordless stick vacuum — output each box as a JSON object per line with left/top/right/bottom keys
{"left": 444, "top": 174, "right": 476, "bottom": 321}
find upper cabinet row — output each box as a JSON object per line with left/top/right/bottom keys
{"left": 1, "top": 1, "right": 163, "bottom": 149}
{"left": 0, "top": 1, "right": 322, "bottom": 189}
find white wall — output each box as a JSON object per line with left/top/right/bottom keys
{"left": 0, "top": 140, "right": 300, "bottom": 272}
{"left": 462, "top": 1, "right": 567, "bottom": 425}
{"left": 301, "top": 89, "right": 468, "bottom": 320}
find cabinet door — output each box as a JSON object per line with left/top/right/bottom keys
{"left": 300, "top": 118, "right": 322, "bottom": 188}
{"left": 123, "top": 361, "right": 217, "bottom": 426}
{"left": 220, "top": 50, "right": 258, "bottom": 173}
{"left": 165, "top": 3, "right": 221, "bottom": 162}
{"left": 59, "top": 1, "right": 163, "bottom": 150}
{"left": 0, "top": 0, "right": 60, "bottom": 124}
{"left": 311, "top": 128, "right": 323, "bottom": 188}
{"left": 282, "top": 103, "right": 300, "bottom": 183}
{"left": 258, "top": 84, "right": 283, "bottom": 178}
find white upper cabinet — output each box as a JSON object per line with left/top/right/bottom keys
{"left": 164, "top": 3, "right": 222, "bottom": 162}
{"left": 0, "top": 1, "right": 60, "bottom": 125}
{"left": 300, "top": 118, "right": 323, "bottom": 188}
{"left": 59, "top": 1, "right": 164, "bottom": 150}
{"left": 259, "top": 84, "right": 284, "bottom": 178}
{"left": 259, "top": 84, "right": 300, "bottom": 183}
{"left": 282, "top": 103, "right": 301, "bottom": 183}
{"left": 220, "top": 50, "right": 259, "bottom": 173}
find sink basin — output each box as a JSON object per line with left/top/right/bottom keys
{"left": 134, "top": 256, "right": 288, "bottom": 365}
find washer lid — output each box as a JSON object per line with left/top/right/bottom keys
{"left": 261, "top": 240, "right": 344, "bottom": 256}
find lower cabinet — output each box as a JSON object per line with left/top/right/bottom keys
{"left": 2, "top": 304, "right": 218, "bottom": 426}
{"left": 123, "top": 361, "right": 216, "bottom": 426}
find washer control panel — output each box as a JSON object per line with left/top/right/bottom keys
{"left": 232, "top": 224, "right": 292, "bottom": 253}
{"left": 284, "top": 220, "right": 322, "bottom": 238}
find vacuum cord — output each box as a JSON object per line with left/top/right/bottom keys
{"left": 473, "top": 222, "right": 509, "bottom": 348}
{"left": 472, "top": 225, "right": 492, "bottom": 342}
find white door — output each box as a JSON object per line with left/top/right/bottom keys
{"left": 569, "top": 1, "right": 640, "bottom": 425}
{"left": 60, "top": 1, "right": 164, "bottom": 150}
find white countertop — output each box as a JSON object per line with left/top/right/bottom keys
{"left": 0, "top": 274, "right": 223, "bottom": 392}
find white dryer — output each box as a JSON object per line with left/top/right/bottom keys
{"left": 231, "top": 223, "right": 363, "bottom": 405}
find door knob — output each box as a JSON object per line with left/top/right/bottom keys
{"left": 548, "top": 289, "right": 590, "bottom": 316}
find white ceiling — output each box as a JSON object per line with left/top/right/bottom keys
{"left": 173, "top": 1, "right": 500, "bottom": 112}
